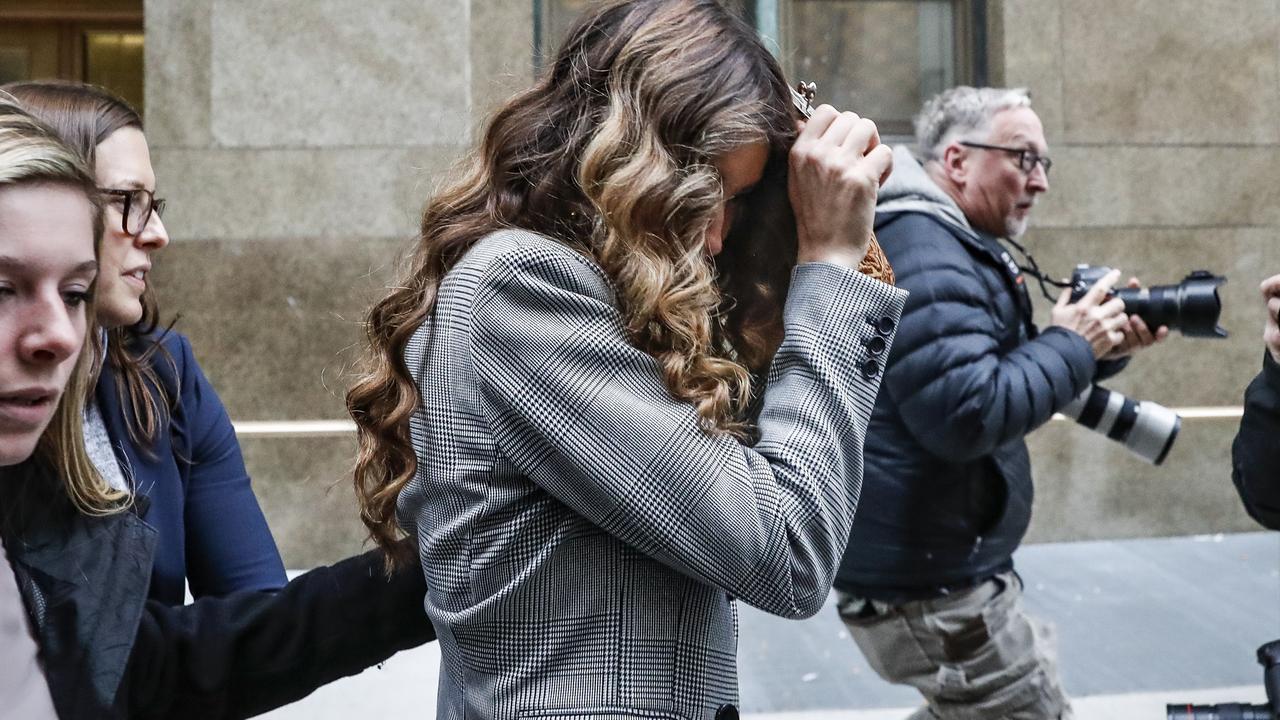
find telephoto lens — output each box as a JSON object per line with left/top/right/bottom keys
{"left": 1071, "top": 265, "right": 1228, "bottom": 338}
{"left": 1059, "top": 385, "right": 1181, "bottom": 465}
{"left": 1165, "top": 703, "right": 1271, "bottom": 719}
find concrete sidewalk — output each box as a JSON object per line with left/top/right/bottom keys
{"left": 261, "top": 532, "right": 1279, "bottom": 719}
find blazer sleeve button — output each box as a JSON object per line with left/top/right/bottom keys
{"left": 865, "top": 335, "right": 887, "bottom": 356}
{"left": 875, "top": 315, "right": 896, "bottom": 335}
{"left": 715, "top": 705, "right": 739, "bottom": 720}
{"left": 861, "top": 358, "right": 881, "bottom": 379}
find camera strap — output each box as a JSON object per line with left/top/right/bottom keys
{"left": 1002, "top": 235, "right": 1072, "bottom": 306}
{"left": 971, "top": 231, "right": 1040, "bottom": 339}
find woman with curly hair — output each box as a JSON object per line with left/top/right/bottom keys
{"left": 348, "top": 1, "right": 907, "bottom": 717}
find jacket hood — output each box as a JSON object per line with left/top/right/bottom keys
{"left": 876, "top": 145, "right": 972, "bottom": 232}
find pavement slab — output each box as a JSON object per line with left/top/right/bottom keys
{"left": 260, "top": 532, "right": 1280, "bottom": 719}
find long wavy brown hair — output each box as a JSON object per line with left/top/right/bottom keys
{"left": 3, "top": 80, "right": 175, "bottom": 454}
{"left": 349, "top": 0, "right": 800, "bottom": 564}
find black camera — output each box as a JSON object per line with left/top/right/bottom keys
{"left": 1070, "top": 265, "right": 1228, "bottom": 338}
{"left": 1166, "top": 640, "right": 1280, "bottom": 719}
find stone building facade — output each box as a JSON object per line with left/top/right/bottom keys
{"left": 138, "top": 0, "right": 1280, "bottom": 567}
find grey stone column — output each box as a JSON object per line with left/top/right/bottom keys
{"left": 145, "top": 0, "right": 533, "bottom": 566}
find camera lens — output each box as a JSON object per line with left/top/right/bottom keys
{"left": 1113, "top": 272, "right": 1227, "bottom": 338}
{"left": 1061, "top": 385, "right": 1181, "bottom": 465}
{"left": 1176, "top": 271, "right": 1229, "bottom": 337}
{"left": 1070, "top": 265, "right": 1227, "bottom": 338}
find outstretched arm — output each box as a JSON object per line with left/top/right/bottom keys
{"left": 122, "top": 544, "right": 434, "bottom": 719}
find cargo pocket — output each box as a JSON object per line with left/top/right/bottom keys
{"left": 966, "top": 576, "right": 1069, "bottom": 719}
{"left": 840, "top": 604, "right": 937, "bottom": 686}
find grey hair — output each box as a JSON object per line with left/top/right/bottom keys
{"left": 914, "top": 86, "right": 1032, "bottom": 162}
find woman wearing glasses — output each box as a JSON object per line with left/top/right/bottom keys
{"left": 0, "top": 100, "right": 438, "bottom": 719}
{"left": 4, "top": 80, "right": 286, "bottom": 605}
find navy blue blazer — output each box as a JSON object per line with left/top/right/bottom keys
{"left": 95, "top": 331, "right": 287, "bottom": 604}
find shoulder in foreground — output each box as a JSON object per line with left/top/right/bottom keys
{"left": 459, "top": 228, "right": 594, "bottom": 271}
{"left": 878, "top": 210, "right": 967, "bottom": 247}
{"left": 876, "top": 212, "right": 976, "bottom": 273}
{"left": 149, "top": 328, "right": 193, "bottom": 355}
{"left": 454, "top": 228, "right": 615, "bottom": 301}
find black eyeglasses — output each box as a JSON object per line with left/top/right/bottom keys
{"left": 99, "top": 187, "right": 166, "bottom": 237}
{"left": 959, "top": 141, "right": 1053, "bottom": 176}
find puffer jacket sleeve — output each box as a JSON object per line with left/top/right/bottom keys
{"left": 470, "top": 244, "right": 907, "bottom": 618}
{"left": 881, "top": 214, "right": 1096, "bottom": 463}
{"left": 1231, "top": 352, "right": 1280, "bottom": 530}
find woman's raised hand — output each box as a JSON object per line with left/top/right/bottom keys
{"left": 788, "top": 105, "right": 893, "bottom": 268}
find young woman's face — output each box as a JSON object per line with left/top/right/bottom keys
{"left": 0, "top": 183, "right": 96, "bottom": 466}
{"left": 93, "top": 126, "right": 169, "bottom": 328}
{"left": 705, "top": 142, "right": 769, "bottom": 257}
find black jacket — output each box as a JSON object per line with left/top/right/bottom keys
{"left": 2, "top": 465, "right": 434, "bottom": 719}
{"left": 834, "top": 151, "right": 1117, "bottom": 599}
{"left": 1232, "top": 352, "right": 1280, "bottom": 530}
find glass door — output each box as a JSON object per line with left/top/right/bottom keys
{"left": 0, "top": 1, "right": 144, "bottom": 113}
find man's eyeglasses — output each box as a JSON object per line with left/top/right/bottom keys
{"left": 959, "top": 141, "right": 1053, "bottom": 177}
{"left": 99, "top": 187, "right": 166, "bottom": 237}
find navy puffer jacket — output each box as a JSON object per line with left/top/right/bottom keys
{"left": 835, "top": 147, "right": 1109, "bottom": 599}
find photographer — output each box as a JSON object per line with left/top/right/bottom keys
{"left": 830, "top": 87, "right": 1166, "bottom": 720}
{"left": 1231, "top": 274, "right": 1280, "bottom": 530}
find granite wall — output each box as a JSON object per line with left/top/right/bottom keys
{"left": 995, "top": 0, "right": 1280, "bottom": 542}
{"left": 144, "top": 0, "right": 1278, "bottom": 566}
{"left": 144, "top": 0, "right": 533, "bottom": 566}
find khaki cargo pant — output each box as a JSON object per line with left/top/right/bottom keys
{"left": 835, "top": 572, "right": 1073, "bottom": 720}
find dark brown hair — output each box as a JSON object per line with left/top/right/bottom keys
{"left": 4, "top": 80, "right": 175, "bottom": 451}
{"left": 348, "top": 0, "right": 800, "bottom": 565}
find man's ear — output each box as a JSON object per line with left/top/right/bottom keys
{"left": 939, "top": 142, "right": 968, "bottom": 186}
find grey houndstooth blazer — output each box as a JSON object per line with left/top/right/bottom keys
{"left": 398, "top": 229, "right": 907, "bottom": 719}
